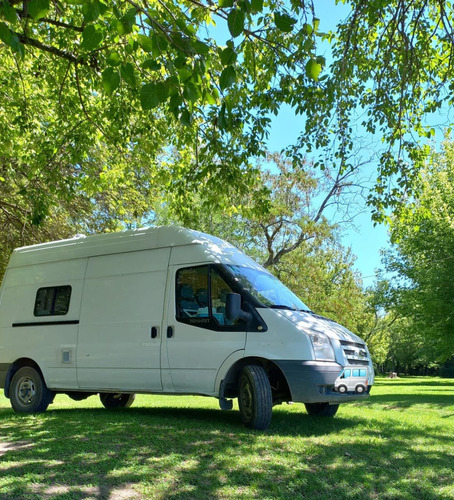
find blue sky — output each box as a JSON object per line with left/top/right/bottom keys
{"left": 265, "top": 106, "right": 390, "bottom": 289}
{"left": 261, "top": 2, "right": 390, "bottom": 288}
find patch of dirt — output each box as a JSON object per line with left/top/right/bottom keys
{"left": 0, "top": 440, "right": 33, "bottom": 457}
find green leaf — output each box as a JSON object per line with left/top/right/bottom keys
{"left": 137, "top": 34, "right": 154, "bottom": 53}
{"left": 220, "top": 47, "right": 237, "bottom": 66}
{"left": 120, "top": 63, "right": 136, "bottom": 87}
{"left": 151, "top": 34, "right": 168, "bottom": 57}
{"left": 193, "top": 40, "right": 210, "bottom": 56}
{"left": 120, "top": 7, "right": 136, "bottom": 34}
{"left": 0, "top": 2, "right": 18, "bottom": 24}
{"left": 10, "top": 33, "right": 24, "bottom": 57}
{"left": 28, "top": 0, "right": 49, "bottom": 20}
{"left": 102, "top": 68, "right": 120, "bottom": 94}
{"left": 218, "top": 0, "right": 234, "bottom": 7}
{"left": 180, "top": 109, "right": 191, "bottom": 126}
{"left": 302, "top": 23, "right": 313, "bottom": 36}
{"left": 107, "top": 52, "right": 121, "bottom": 66}
{"left": 141, "top": 59, "right": 160, "bottom": 71}
{"left": 83, "top": 1, "right": 101, "bottom": 22}
{"left": 305, "top": 58, "right": 322, "bottom": 81}
{"left": 177, "top": 67, "right": 192, "bottom": 83}
{"left": 0, "top": 21, "right": 23, "bottom": 56}
{"left": 205, "top": 91, "right": 218, "bottom": 105}
{"left": 227, "top": 9, "right": 245, "bottom": 38}
{"left": 183, "top": 82, "right": 200, "bottom": 103}
{"left": 140, "top": 81, "right": 169, "bottom": 110}
{"left": 0, "top": 22, "right": 12, "bottom": 46}
{"left": 220, "top": 65, "right": 236, "bottom": 91}
{"left": 274, "top": 12, "right": 297, "bottom": 33}
{"left": 218, "top": 102, "right": 227, "bottom": 129}
{"left": 81, "top": 25, "right": 103, "bottom": 50}
{"left": 115, "top": 8, "right": 136, "bottom": 36}
{"left": 250, "top": 0, "right": 264, "bottom": 13}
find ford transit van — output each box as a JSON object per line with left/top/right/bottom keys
{"left": 0, "top": 226, "right": 374, "bottom": 429}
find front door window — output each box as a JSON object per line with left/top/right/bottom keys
{"left": 175, "top": 265, "right": 239, "bottom": 329}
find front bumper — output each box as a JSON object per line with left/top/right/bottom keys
{"left": 274, "top": 360, "right": 372, "bottom": 403}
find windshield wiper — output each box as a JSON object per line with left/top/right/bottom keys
{"left": 269, "top": 305, "right": 298, "bottom": 311}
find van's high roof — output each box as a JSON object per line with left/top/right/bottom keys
{"left": 7, "top": 226, "right": 261, "bottom": 269}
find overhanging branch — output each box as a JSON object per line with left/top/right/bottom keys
{"left": 16, "top": 32, "right": 79, "bottom": 64}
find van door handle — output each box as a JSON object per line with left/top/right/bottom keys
{"left": 167, "top": 326, "right": 173, "bottom": 338}
{"left": 151, "top": 327, "right": 158, "bottom": 339}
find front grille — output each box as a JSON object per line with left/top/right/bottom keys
{"left": 339, "top": 340, "right": 370, "bottom": 365}
{"left": 340, "top": 340, "right": 366, "bottom": 349}
{"left": 347, "top": 360, "right": 370, "bottom": 366}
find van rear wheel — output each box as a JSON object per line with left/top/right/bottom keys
{"left": 238, "top": 364, "right": 272, "bottom": 430}
{"left": 100, "top": 393, "right": 135, "bottom": 409}
{"left": 305, "top": 402, "right": 339, "bottom": 417}
{"left": 10, "top": 366, "right": 54, "bottom": 413}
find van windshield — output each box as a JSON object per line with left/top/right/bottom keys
{"left": 226, "top": 265, "right": 310, "bottom": 311}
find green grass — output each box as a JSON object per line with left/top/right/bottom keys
{"left": 1, "top": 377, "right": 453, "bottom": 499}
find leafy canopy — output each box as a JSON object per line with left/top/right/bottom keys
{"left": 2, "top": 0, "right": 454, "bottom": 218}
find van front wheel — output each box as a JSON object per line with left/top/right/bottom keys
{"left": 10, "top": 366, "right": 54, "bottom": 413}
{"left": 238, "top": 365, "right": 272, "bottom": 430}
{"left": 100, "top": 393, "right": 135, "bottom": 409}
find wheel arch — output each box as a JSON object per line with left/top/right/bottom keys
{"left": 4, "top": 358, "right": 44, "bottom": 399}
{"left": 220, "top": 357, "right": 292, "bottom": 404}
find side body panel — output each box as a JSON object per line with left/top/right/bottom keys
{"left": 0, "top": 259, "right": 87, "bottom": 389}
{"left": 76, "top": 248, "right": 170, "bottom": 391}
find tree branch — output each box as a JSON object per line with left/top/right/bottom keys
{"left": 16, "top": 32, "right": 79, "bottom": 64}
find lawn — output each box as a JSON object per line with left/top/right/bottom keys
{"left": 0, "top": 377, "right": 453, "bottom": 499}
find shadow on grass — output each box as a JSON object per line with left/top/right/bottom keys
{"left": 367, "top": 392, "right": 454, "bottom": 410}
{"left": 377, "top": 378, "right": 454, "bottom": 388}
{"left": 369, "top": 378, "right": 454, "bottom": 411}
{"left": 0, "top": 399, "right": 453, "bottom": 499}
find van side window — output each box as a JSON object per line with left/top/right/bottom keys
{"left": 34, "top": 286, "right": 72, "bottom": 316}
{"left": 176, "top": 267, "right": 208, "bottom": 318}
{"left": 175, "top": 266, "right": 239, "bottom": 329}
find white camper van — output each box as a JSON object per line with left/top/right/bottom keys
{"left": 0, "top": 227, "right": 374, "bottom": 430}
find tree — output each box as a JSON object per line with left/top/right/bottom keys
{"left": 271, "top": 240, "right": 373, "bottom": 336}
{"left": 383, "top": 138, "right": 454, "bottom": 362}
{"left": 1, "top": 0, "right": 454, "bottom": 219}
{"left": 0, "top": 51, "right": 164, "bottom": 276}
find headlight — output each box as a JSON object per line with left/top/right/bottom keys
{"left": 308, "top": 331, "right": 335, "bottom": 361}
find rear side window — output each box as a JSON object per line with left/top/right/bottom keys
{"left": 34, "top": 286, "right": 72, "bottom": 316}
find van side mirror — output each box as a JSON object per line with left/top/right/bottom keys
{"left": 225, "top": 293, "right": 251, "bottom": 322}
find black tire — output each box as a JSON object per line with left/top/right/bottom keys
{"left": 238, "top": 364, "right": 272, "bottom": 430}
{"left": 100, "top": 393, "right": 135, "bottom": 409}
{"left": 355, "top": 384, "right": 366, "bottom": 394}
{"left": 10, "top": 366, "right": 54, "bottom": 413}
{"left": 305, "top": 402, "right": 339, "bottom": 417}
{"left": 337, "top": 384, "right": 348, "bottom": 394}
